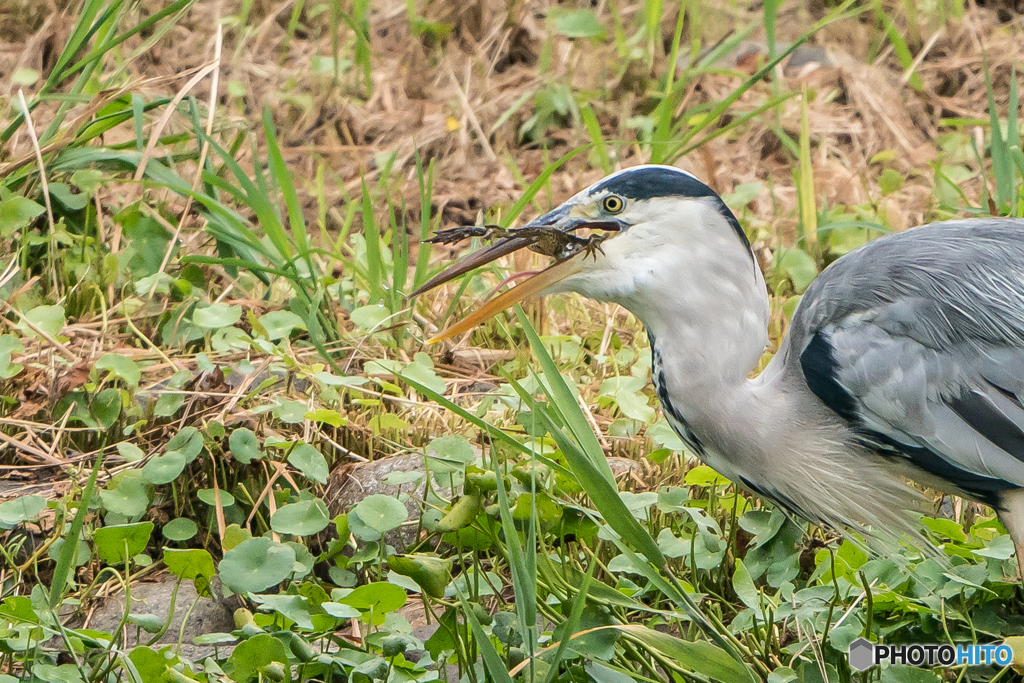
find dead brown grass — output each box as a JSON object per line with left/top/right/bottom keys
{"left": 3, "top": 1, "right": 1023, "bottom": 235}
{"left": 2, "top": 0, "right": 1024, "bottom": 484}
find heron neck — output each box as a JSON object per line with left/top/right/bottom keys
{"left": 628, "top": 260, "right": 770, "bottom": 391}
{"left": 624, "top": 250, "right": 772, "bottom": 475}
{"left": 640, "top": 295, "right": 776, "bottom": 484}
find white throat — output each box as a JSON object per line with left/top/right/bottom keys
{"left": 561, "top": 197, "right": 770, "bottom": 387}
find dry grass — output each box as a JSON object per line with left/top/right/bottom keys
{"left": 1, "top": 0, "right": 1024, "bottom": 487}
{"left": 2, "top": 1, "right": 1021, "bottom": 235}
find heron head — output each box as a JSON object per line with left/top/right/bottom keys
{"left": 415, "top": 164, "right": 753, "bottom": 343}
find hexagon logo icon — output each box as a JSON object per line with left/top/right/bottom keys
{"left": 848, "top": 638, "right": 875, "bottom": 672}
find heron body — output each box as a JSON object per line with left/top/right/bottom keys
{"left": 419, "top": 164, "right": 1024, "bottom": 566}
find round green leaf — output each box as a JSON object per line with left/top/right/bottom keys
{"left": 339, "top": 582, "right": 407, "bottom": 624}
{"left": 0, "top": 495, "right": 46, "bottom": 528}
{"left": 92, "top": 388, "right": 122, "bottom": 431}
{"left": 424, "top": 435, "right": 475, "bottom": 476}
{"left": 163, "top": 518, "right": 198, "bottom": 541}
{"left": 128, "top": 646, "right": 166, "bottom": 682}
{"left": 350, "top": 304, "right": 391, "bottom": 330}
{"left": 93, "top": 522, "right": 154, "bottom": 565}
{"left": 321, "top": 602, "right": 361, "bottom": 619}
{"left": 219, "top": 538, "right": 296, "bottom": 593}
{"left": 48, "top": 183, "right": 88, "bottom": 211}
{"left": 227, "top": 633, "right": 289, "bottom": 682}
{"left": 127, "top": 613, "right": 164, "bottom": 633}
{"left": 270, "top": 498, "right": 331, "bottom": 536}
{"left": 166, "top": 427, "right": 204, "bottom": 462}
{"left": 48, "top": 537, "right": 90, "bottom": 567}
{"left": 250, "top": 594, "right": 315, "bottom": 630}
{"left": 383, "top": 471, "right": 422, "bottom": 486}
{"left": 229, "top": 428, "right": 263, "bottom": 464}
{"left": 289, "top": 444, "right": 328, "bottom": 484}
{"left": 197, "top": 488, "right": 235, "bottom": 507}
{"left": 553, "top": 8, "right": 605, "bottom": 38}
{"left": 17, "top": 304, "right": 65, "bottom": 339}
{"left": 387, "top": 554, "right": 451, "bottom": 598}
{"left": 164, "top": 548, "right": 215, "bottom": 582}
{"left": 99, "top": 472, "right": 151, "bottom": 517}
{"left": 116, "top": 442, "right": 146, "bottom": 462}
{"left": 778, "top": 247, "right": 818, "bottom": 294}
{"left": 352, "top": 494, "right": 408, "bottom": 534}
{"left": 273, "top": 400, "right": 307, "bottom": 424}
{"left": 192, "top": 303, "right": 242, "bottom": 330}
{"left": 27, "top": 664, "right": 83, "bottom": 683}
{"left": 304, "top": 408, "right": 346, "bottom": 428}
{"left": 257, "top": 310, "right": 305, "bottom": 340}
{"left": 0, "top": 196, "right": 44, "bottom": 237}
{"left": 193, "top": 633, "right": 236, "bottom": 645}
{"left": 141, "top": 450, "right": 186, "bottom": 485}
{"left": 95, "top": 354, "right": 141, "bottom": 388}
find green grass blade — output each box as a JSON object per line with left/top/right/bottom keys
{"left": 592, "top": 517, "right": 751, "bottom": 667}
{"left": 619, "top": 624, "right": 757, "bottom": 683}
{"left": 985, "top": 59, "right": 1012, "bottom": 213}
{"left": 50, "top": 456, "right": 102, "bottom": 608}
{"left": 131, "top": 93, "right": 145, "bottom": 153}
{"left": 455, "top": 588, "right": 516, "bottom": 683}
{"left": 361, "top": 178, "right": 384, "bottom": 303}
{"left": 396, "top": 372, "right": 574, "bottom": 480}
{"left": 179, "top": 256, "right": 290, "bottom": 278}
{"left": 515, "top": 306, "right": 614, "bottom": 486}
{"left": 872, "top": 0, "right": 922, "bottom": 91}
{"left": 392, "top": 196, "right": 409, "bottom": 306}
{"left": 650, "top": 3, "right": 686, "bottom": 165}
{"left": 764, "top": 0, "right": 784, "bottom": 59}
{"left": 413, "top": 151, "right": 435, "bottom": 289}
{"left": 499, "top": 147, "right": 589, "bottom": 228}
{"left": 541, "top": 562, "right": 594, "bottom": 683}
{"left": 797, "top": 88, "right": 818, "bottom": 255}
{"left": 530, "top": 401, "right": 666, "bottom": 569}
{"left": 675, "top": 92, "right": 798, "bottom": 168}
{"left": 489, "top": 445, "right": 538, "bottom": 657}
{"left": 194, "top": 128, "right": 296, "bottom": 266}
{"left": 62, "top": 0, "right": 194, "bottom": 82}
{"left": 664, "top": 0, "right": 863, "bottom": 163}
{"left": 263, "top": 108, "right": 315, "bottom": 276}
{"left": 580, "top": 105, "right": 611, "bottom": 175}
{"left": 695, "top": 21, "right": 757, "bottom": 69}
{"left": 1008, "top": 70, "right": 1019, "bottom": 153}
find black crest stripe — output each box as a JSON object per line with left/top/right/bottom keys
{"left": 593, "top": 167, "right": 751, "bottom": 253}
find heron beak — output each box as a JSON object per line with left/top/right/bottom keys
{"left": 426, "top": 255, "right": 585, "bottom": 343}
{"left": 409, "top": 236, "right": 535, "bottom": 298}
{"left": 414, "top": 204, "right": 605, "bottom": 344}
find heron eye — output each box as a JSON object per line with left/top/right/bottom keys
{"left": 602, "top": 195, "right": 624, "bottom": 214}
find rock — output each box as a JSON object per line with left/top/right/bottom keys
{"left": 324, "top": 455, "right": 433, "bottom": 550}
{"left": 607, "top": 456, "right": 643, "bottom": 480}
{"left": 83, "top": 575, "right": 238, "bottom": 661}
{"left": 679, "top": 40, "right": 836, "bottom": 77}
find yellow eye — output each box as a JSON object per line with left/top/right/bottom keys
{"left": 602, "top": 195, "right": 624, "bottom": 214}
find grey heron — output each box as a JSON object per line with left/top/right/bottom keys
{"left": 414, "top": 164, "right": 1024, "bottom": 569}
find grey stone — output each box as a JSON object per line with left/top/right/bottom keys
{"left": 83, "top": 576, "right": 238, "bottom": 661}
{"left": 324, "top": 454, "right": 434, "bottom": 550}
{"left": 607, "top": 457, "right": 642, "bottom": 479}
{"left": 679, "top": 39, "right": 836, "bottom": 77}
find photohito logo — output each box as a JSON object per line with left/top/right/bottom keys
{"left": 848, "top": 639, "right": 1013, "bottom": 672}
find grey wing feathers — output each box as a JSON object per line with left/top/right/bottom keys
{"left": 792, "top": 219, "right": 1024, "bottom": 500}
